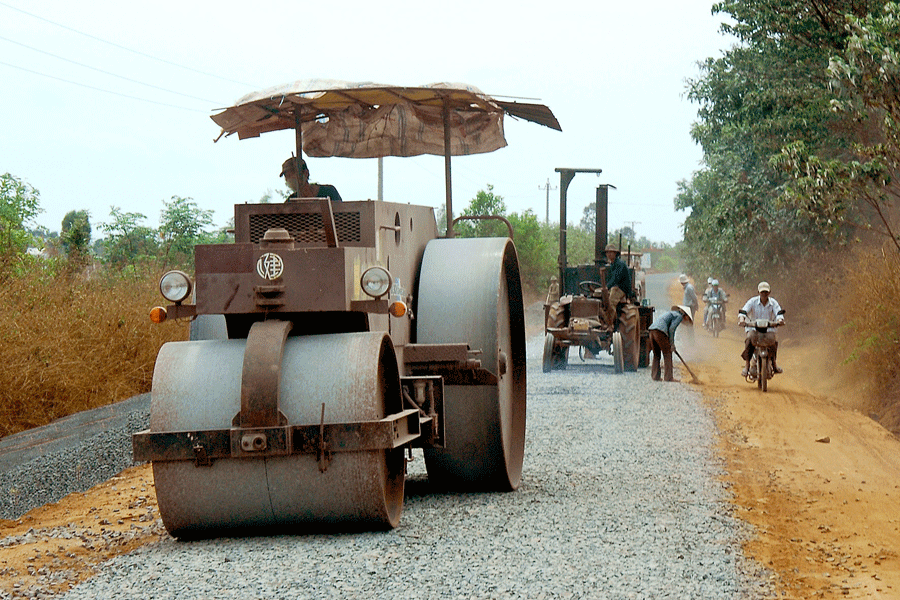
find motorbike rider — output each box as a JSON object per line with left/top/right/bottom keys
{"left": 702, "top": 279, "right": 727, "bottom": 329}
{"left": 738, "top": 281, "right": 785, "bottom": 377}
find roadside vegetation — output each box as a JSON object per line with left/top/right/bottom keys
{"left": 678, "top": 1, "right": 900, "bottom": 430}
{"left": 0, "top": 176, "right": 225, "bottom": 437}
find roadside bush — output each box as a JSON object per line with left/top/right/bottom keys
{"left": 794, "top": 243, "right": 900, "bottom": 433}
{"left": 0, "top": 259, "right": 187, "bottom": 437}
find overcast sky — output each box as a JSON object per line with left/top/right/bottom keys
{"left": 1, "top": 1, "right": 734, "bottom": 246}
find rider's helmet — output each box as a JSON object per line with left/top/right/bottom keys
{"left": 758, "top": 281, "right": 770, "bottom": 293}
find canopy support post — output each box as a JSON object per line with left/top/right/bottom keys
{"left": 443, "top": 102, "right": 453, "bottom": 238}
{"left": 294, "top": 113, "right": 304, "bottom": 180}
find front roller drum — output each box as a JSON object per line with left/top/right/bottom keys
{"left": 149, "top": 332, "right": 405, "bottom": 538}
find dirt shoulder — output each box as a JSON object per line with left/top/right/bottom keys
{"left": 677, "top": 300, "right": 900, "bottom": 598}
{"left": 0, "top": 465, "right": 163, "bottom": 597}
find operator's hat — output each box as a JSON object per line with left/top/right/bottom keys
{"left": 673, "top": 305, "right": 693, "bottom": 323}
{"left": 757, "top": 281, "right": 771, "bottom": 293}
{"left": 280, "top": 156, "right": 308, "bottom": 177}
{"left": 604, "top": 243, "right": 620, "bottom": 254}
{"left": 678, "top": 274, "right": 689, "bottom": 284}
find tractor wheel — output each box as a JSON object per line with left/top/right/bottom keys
{"left": 542, "top": 333, "right": 568, "bottom": 372}
{"left": 618, "top": 304, "right": 640, "bottom": 372}
{"left": 612, "top": 331, "right": 625, "bottom": 373}
{"left": 542, "top": 333, "right": 554, "bottom": 373}
{"left": 417, "top": 237, "right": 526, "bottom": 491}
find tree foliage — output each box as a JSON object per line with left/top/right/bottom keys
{"left": 678, "top": 0, "right": 886, "bottom": 281}
{"left": 0, "top": 173, "right": 41, "bottom": 262}
{"left": 61, "top": 209, "right": 92, "bottom": 266}
{"left": 99, "top": 207, "right": 158, "bottom": 275}
{"left": 158, "top": 196, "right": 214, "bottom": 269}
{"left": 777, "top": 3, "right": 900, "bottom": 251}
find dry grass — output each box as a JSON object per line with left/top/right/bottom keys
{"left": 789, "top": 243, "right": 900, "bottom": 432}
{"left": 0, "top": 259, "right": 187, "bottom": 437}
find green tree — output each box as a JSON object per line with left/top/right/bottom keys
{"left": 99, "top": 207, "right": 158, "bottom": 274}
{"left": 454, "top": 184, "right": 511, "bottom": 238}
{"left": 158, "top": 196, "right": 214, "bottom": 269}
{"left": 776, "top": 3, "right": 900, "bottom": 252}
{"left": 678, "top": 0, "right": 882, "bottom": 280}
{"left": 0, "top": 173, "right": 42, "bottom": 261}
{"left": 61, "top": 209, "right": 92, "bottom": 266}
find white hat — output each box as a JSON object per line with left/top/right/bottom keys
{"left": 678, "top": 274, "right": 689, "bottom": 284}
{"left": 707, "top": 277, "right": 713, "bottom": 284}
{"left": 711, "top": 279, "right": 719, "bottom": 286}
{"left": 758, "top": 281, "right": 771, "bottom": 293}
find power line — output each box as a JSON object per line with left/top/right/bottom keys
{"left": 0, "top": 34, "right": 222, "bottom": 105}
{"left": 0, "top": 60, "right": 206, "bottom": 112}
{"left": 0, "top": 0, "right": 258, "bottom": 88}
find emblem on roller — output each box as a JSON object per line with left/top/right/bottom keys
{"left": 257, "top": 253, "right": 284, "bottom": 280}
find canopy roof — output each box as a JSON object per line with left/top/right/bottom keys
{"left": 211, "top": 79, "right": 561, "bottom": 159}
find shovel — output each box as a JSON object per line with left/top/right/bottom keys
{"left": 673, "top": 348, "right": 700, "bottom": 384}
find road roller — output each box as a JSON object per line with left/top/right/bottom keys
{"left": 132, "top": 80, "right": 561, "bottom": 538}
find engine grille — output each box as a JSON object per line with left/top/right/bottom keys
{"left": 248, "top": 212, "right": 362, "bottom": 244}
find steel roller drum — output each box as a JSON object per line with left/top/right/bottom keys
{"left": 416, "top": 237, "right": 526, "bottom": 490}
{"left": 150, "top": 332, "right": 405, "bottom": 537}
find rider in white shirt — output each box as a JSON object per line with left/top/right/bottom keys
{"left": 737, "top": 281, "right": 785, "bottom": 377}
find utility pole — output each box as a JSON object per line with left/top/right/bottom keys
{"left": 624, "top": 220, "right": 641, "bottom": 233}
{"left": 538, "top": 178, "right": 557, "bottom": 224}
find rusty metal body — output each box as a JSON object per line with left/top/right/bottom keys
{"left": 542, "top": 171, "right": 654, "bottom": 373}
{"left": 133, "top": 198, "right": 526, "bottom": 537}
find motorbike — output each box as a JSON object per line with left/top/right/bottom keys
{"left": 743, "top": 319, "right": 783, "bottom": 392}
{"left": 706, "top": 299, "right": 726, "bottom": 337}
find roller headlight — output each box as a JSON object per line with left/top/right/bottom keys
{"left": 159, "top": 270, "right": 193, "bottom": 303}
{"left": 361, "top": 267, "right": 391, "bottom": 298}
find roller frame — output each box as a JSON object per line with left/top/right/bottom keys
{"left": 132, "top": 408, "right": 421, "bottom": 465}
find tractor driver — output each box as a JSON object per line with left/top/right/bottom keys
{"left": 604, "top": 243, "right": 633, "bottom": 326}
{"left": 280, "top": 156, "right": 343, "bottom": 202}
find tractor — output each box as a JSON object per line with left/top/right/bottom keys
{"left": 542, "top": 170, "right": 654, "bottom": 373}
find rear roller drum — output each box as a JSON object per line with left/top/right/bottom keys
{"left": 149, "top": 332, "right": 405, "bottom": 538}
{"left": 417, "top": 237, "right": 526, "bottom": 491}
